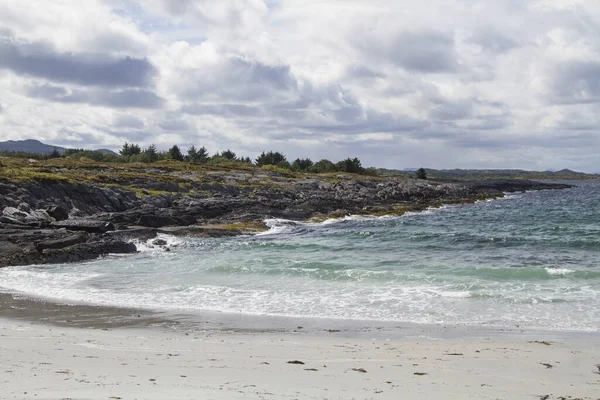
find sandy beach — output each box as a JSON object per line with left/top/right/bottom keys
{"left": 1, "top": 312, "right": 599, "bottom": 400}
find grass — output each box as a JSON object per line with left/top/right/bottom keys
{"left": 0, "top": 157, "right": 392, "bottom": 201}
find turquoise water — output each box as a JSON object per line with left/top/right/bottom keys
{"left": 1, "top": 181, "right": 599, "bottom": 331}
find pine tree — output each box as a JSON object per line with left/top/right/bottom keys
{"left": 168, "top": 145, "right": 184, "bottom": 161}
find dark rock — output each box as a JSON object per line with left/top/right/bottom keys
{"left": 45, "top": 205, "right": 69, "bottom": 221}
{"left": 0, "top": 172, "right": 573, "bottom": 268}
{"left": 52, "top": 220, "right": 115, "bottom": 233}
{"left": 151, "top": 238, "right": 168, "bottom": 246}
{"left": 136, "top": 214, "right": 179, "bottom": 228}
{"left": 42, "top": 241, "right": 137, "bottom": 264}
{"left": 104, "top": 227, "right": 157, "bottom": 242}
{"left": 0, "top": 241, "right": 41, "bottom": 267}
{"left": 157, "top": 226, "right": 242, "bottom": 238}
{"left": 35, "top": 233, "right": 89, "bottom": 252}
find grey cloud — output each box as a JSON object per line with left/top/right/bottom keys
{"left": 359, "top": 30, "right": 457, "bottom": 73}
{"left": 347, "top": 65, "right": 386, "bottom": 80}
{"left": 182, "top": 103, "right": 263, "bottom": 117}
{"left": 26, "top": 83, "right": 164, "bottom": 109}
{"left": 464, "top": 115, "right": 512, "bottom": 131}
{"left": 0, "top": 33, "right": 157, "bottom": 88}
{"left": 429, "top": 101, "right": 472, "bottom": 121}
{"left": 390, "top": 31, "right": 457, "bottom": 73}
{"left": 470, "top": 29, "right": 520, "bottom": 53}
{"left": 158, "top": 119, "right": 189, "bottom": 131}
{"left": 552, "top": 61, "right": 600, "bottom": 104}
{"left": 305, "top": 109, "right": 428, "bottom": 135}
{"left": 179, "top": 58, "right": 297, "bottom": 101}
{"left": 0, "top": 103, "right": 3, "bottom": 113}
{"left": 114, "top": 115, "right": 146, "bottom": 129}
{"left": 100, "top": 126, "right": 163, "bottom": 143}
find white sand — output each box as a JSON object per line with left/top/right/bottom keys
{"left": 1, "top": 318, "right": 599, "bottom": 400}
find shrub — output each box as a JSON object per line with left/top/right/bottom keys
{"left": 310, "top": 159, "right": 336, "bottom": 173}
{"left": 255, "top": 151, "right": 287, "bottom": 166}
{"left": 291, "top": 158, "right": 313, "bottom": 171}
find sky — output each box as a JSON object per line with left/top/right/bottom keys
{"left": 0, "top": 0, "right": 599, "bottom": 172}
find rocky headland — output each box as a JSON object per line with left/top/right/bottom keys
{"left": 0, "top": 158, "right": 572, "bottom": 268}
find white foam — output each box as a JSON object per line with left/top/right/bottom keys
{"left": 256, "top": 218, "right": 301, "bottom": 236}
{"left": 545, "top": 268, "right": 575, "bottom": 276}
{"left": 134, "top": 234, "right": 183, "bottom": 253}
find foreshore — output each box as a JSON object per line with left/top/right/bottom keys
{"left": 1, "top": 293, "right": 599, "bottom": 400}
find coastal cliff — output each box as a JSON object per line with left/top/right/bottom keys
{"left": 0, "top": 158, "right": 571, "bottom": 267}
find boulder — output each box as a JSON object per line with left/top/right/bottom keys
{"left": 35, "top": 233, "right": 89, "bottom": 252}
{"left": 104, "top": 227, "right": 157, "bottom": 242}
{"left": 52, "top": 219, "right": 115, "bottom": 233}
{"left": 45, "top": 205, "right": 69, "bottom": 221}
{"left": 42, "top": 240, "right": 137, "bottom": 264}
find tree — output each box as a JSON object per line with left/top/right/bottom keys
{"left": 143, "top": 144, "right": 158, "bottom": 163}
{"left": 130, "top": 143, "right": 142, "bottom": 155}
{"left": 119, "top": 142, "right": 141, "bottom": 157}
{"left": 416, "top": 168, "right": 427, "bottom": 179}
{"left": 186, "top": 145, "right": 198, "bottom": 163}
{"left": 255, "top": 151, "right": 287, "bottom": 166}
{"left": 187, "top": 146, "right": 209, "bottom": 163}
{"left": 49, "top": 147, "right": 62, "bottom": 159}
{"left": 310, "top": 159, "right": 336, "bottom": 173}
{"left": 119, "top": 142, "right": 130, "bottom": 157}
{"left": 168, "top": 145, "right": 184, "bottom": 161}
{"left": 291, "top": 158, "right": 314, "bottom": 171}
{"left": 336, "top": 157, "right": 364, "bottom": 174}
{"left": 221, "top": 149, "right": 237, "bottom": 160}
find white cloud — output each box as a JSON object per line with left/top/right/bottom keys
{"left": 0, "top": 0, "right": 599, "bottom": 171}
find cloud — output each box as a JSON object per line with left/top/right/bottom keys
{"left": 357, "top": 30, "right": 458, "bottom": 73}
{"left": 113, "top": 114, "right": 146, "bottom": 129}
{"left": 470, "top": 28, "right": 520, "bottom": 53}
{"left": 26, "top": 83, "right": 164, "bottom": 109}
{"left": 182, "top": 103, "right": 264, "bottom": 117}
{"left": 172, "top": 52, "right": 298, "bottom": 102}
{"left": 0, "top": 32, "right": 157, "bottom": 88}
{"left": 1, "top": 0, "right": 600, "bottom": 172}
{"left": 551, "top": 60, "right": 600, "bottom": 104}
{"left": 158, "top": 118, "right": 189, "bottom": 131}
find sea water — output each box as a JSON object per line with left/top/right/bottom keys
{"left": 1, "top": 180, "right": 599, "bottom": 331}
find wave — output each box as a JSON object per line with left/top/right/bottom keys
{"left": 133, "top": 234, "right": 184, "bottom": 253}
{"left": 453, "top": 266, "right": 600, "bottom": 281}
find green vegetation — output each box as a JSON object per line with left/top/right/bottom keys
{"left": 13, "top": 141, "right": 376, "bottom": 176}
{"left": 416, "top": 168, "right": 427, "bottom": 180}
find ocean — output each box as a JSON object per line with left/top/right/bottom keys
{"left": 1, "top": 180, "right": 599, "bottom": 332}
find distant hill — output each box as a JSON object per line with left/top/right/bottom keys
{"left": 378, "top": 167, "right": 598, "bottom": 180}
{"left": 0, "top": 139, "right": 117, "bottom": 155}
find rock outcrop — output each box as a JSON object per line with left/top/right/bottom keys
{"left": 0, "top": 168, "right": 572, "bottom": 268}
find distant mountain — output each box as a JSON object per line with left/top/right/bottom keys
{"left": 95, "top": 148, "right": 119, "bottom": 155}
{"left": 0, "top": 139, "right": 117, "bottom": 155}
{"left": 0, "top": 139, "right": 66, "bottom": 154}
{"left": 378, "top": 167, "right": 598, "bottom": 180}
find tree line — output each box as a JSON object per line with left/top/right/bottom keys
{"left": 117, "top": 142, "right": 376, "bottom": 174}
{"left": 0, "top": 143, "right": 428, "bottom": 178}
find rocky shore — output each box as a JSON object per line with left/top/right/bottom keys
{"left": 0, "top": 162, "right": 572, "bottom": 268}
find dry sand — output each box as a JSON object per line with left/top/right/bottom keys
{"left": 1, "top": 317, "right": 599, "bottom": 400}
